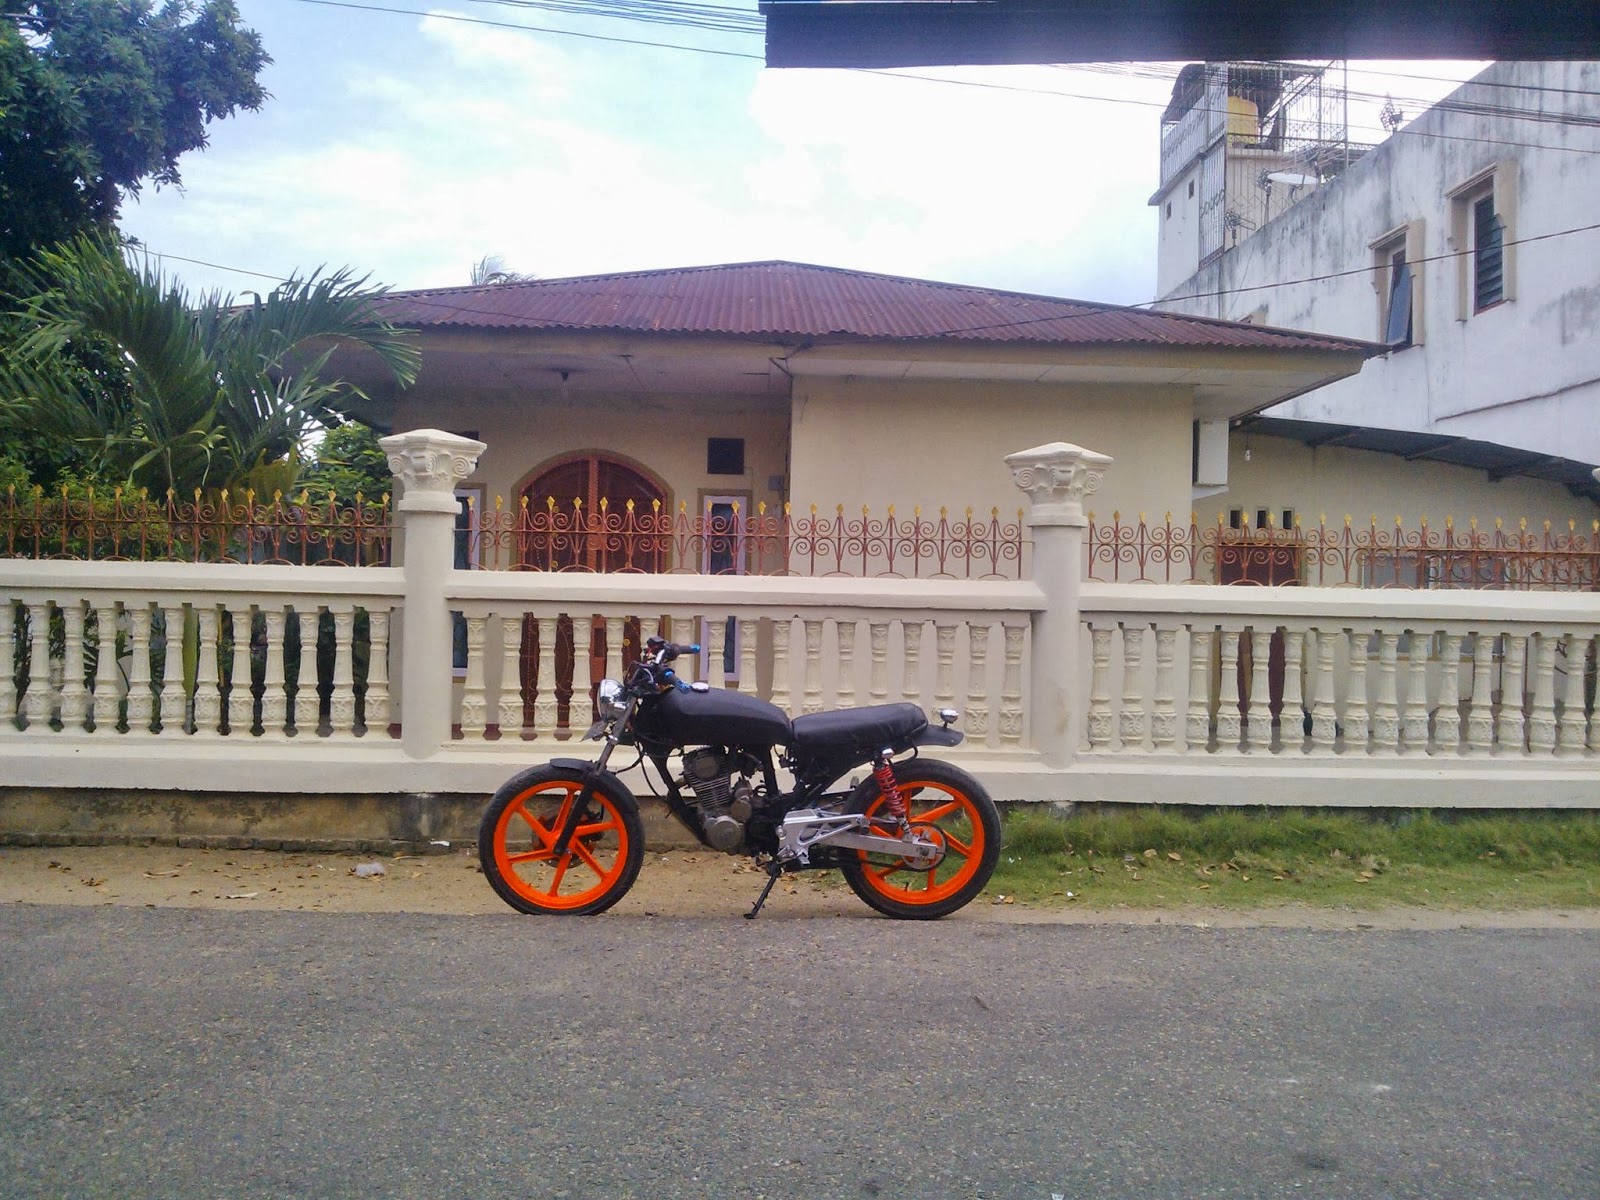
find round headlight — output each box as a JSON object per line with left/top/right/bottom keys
{"left": 596, "top": 678, "right": 628, "bottom": 718}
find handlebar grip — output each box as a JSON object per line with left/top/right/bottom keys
{"left": 653, "top": 640, "right": 701, "bottom": 663}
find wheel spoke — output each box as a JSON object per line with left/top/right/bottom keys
{"left": 505, "top": 847, "right": 554, "bottom": 866}
{"left": 512, "top": 798, "right": 556, "bottom": 842}
{"left": 913, "top": 798, "right": 960, "bottom": 824}
{"left": 548, "top": 853, "right": 571, "bottom": 893}
{"left": 941, "top": 831, "right": 974, "bottom": 859}
{"left": 569, "top": 837, "right": 610, "bottom": 878}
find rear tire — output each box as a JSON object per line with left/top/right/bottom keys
{"left": 839, "top": 759, "right": 1000, "bottom": 919}
{"left": 478, "top": 765, "right": 644, "bottom": 915}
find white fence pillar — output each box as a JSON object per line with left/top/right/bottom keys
{"left": 381, "top": 429, "right": 486, "bottom": 760}
{"left": 1007, "top": 441, "right": 1111, "bottom": 768}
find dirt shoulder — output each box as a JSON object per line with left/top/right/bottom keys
{"left": 2, "top": 843, "right": 1597, "bottom": 928}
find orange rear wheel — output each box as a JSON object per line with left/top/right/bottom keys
{"left": 839, "top": 759, "right": 1000, "bottom": 919}
{"left": 478, "top": 766, "right": 644, "bottom": 915}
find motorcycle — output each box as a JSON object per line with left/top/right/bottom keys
{"left": 478, "top": 636, "right": 1001, "bottom": 919}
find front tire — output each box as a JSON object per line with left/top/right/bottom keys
{"left": 839, "top": 759, "right": 1000, "bottom": 919}
{"left": 478, "top": 765, "right": 645, "bottom": 915}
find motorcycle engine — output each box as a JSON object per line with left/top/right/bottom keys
{"left": 679, "top": 747, "right": 756, "bottom": 854}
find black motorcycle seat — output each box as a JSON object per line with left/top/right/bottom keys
{"left": 790, "top": 702, "right": 929, "bottom": 754}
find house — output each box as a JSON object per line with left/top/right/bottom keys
{"left": 5, "top": 258, "right": 1597, "bottom": 851}
{"left": 1148, "top": 60, "right": 1600, "bottom": 534}
{"left": 339, "top": 260, "right": 1374, "bottom": 544}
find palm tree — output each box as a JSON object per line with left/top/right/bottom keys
{"left": 0, "top": 233, "right": 419, "bottom": 496}
{"left": 469, "top": 254, "right": 536, "bottom": 286}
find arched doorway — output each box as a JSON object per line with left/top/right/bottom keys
{"left": 517, "top": 454, "right": 668, "bottom": 735}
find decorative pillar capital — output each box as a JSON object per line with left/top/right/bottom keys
{"left": 1005, "top": 442, "right": 1112, "bottom": 527}
{"left": 379, "top": 429, "right": 486, "bottom": 512}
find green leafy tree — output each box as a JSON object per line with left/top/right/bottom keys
{"left": 299, "top": 420, "right": 392, "bottom": 504}
{"left": 0, "top": 233, "right": 420, "bottom": 496}
{"left": 0, "top": 0, "right": 268, "bottom": 265}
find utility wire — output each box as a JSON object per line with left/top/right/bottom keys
{"left": 136, "top": 217, "right": 1600, "bottom": 341}
{"left": 276, "top": 0, "right": 1600, "bottom": 157}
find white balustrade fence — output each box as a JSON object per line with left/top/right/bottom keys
{"left": 444, "top": 572, "right": 1039, "bottom": 751}
{"left": 1, "top": 432, "right": 1595, "bottom": 809}
{"left": 0, "top": 562, "right": 402, "bottom": 745}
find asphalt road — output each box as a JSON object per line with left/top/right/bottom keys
{"left": 0, "top": 905, "right": 1595, "bottom": 1200}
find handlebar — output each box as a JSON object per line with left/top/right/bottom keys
{"left": 645, "top": 637, "right": 700, "bottom": 664}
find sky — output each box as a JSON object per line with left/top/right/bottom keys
{"left": 115, "top": 0, "right": 1487, "bottom": 307}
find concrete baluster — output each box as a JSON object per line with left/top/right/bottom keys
{"left": 1435, "top": 633, "right": 1463, "bottom": 753}
{"left": 965, "top": 619, "right": 989, "bottom": 741}
{"left": 460, "top": 614, "right": 488, "bottom": 738}
{"left": 91, "top": 604, "right": 121, "bottom": 733}
{"left": 365, "top": 609, "right": 392, "bottom": 737}
{"left": 1557, "top": 632, "right": 1589, "bottom": 755}
{"left": 1342, "top": 628, "right": 1369, "bottom": 752}
{"left": 533, "top": 615, "right": 559, "bottom": 738}
{"left": 801, "top": 618, "right": 824, "bottom": 715}
{"left": 1118, "top": 621, "right": 1147, "bottom": 750}
{"left": 23, "top": 601, "right": 52, "bottom": 730}
{"left": 192, "top": 606, "right": 222, "bottom": 737}
{"left": 1246, "top": 627, "right": 1273, "bottom": 751}
{"left": 835, "top": 618, "right": 857, "bottom": 709}
{"left": 769, "top": 616, "right": 793, "bottom": 713}
{"left": 1215, "top": 628, "right": 1242, "bottom": 748}
{"left": 227, "top": 606, "right": 255, "bottom": 736}
{"left": 0, "top": 600, "right": 15, "bottom": 729}
{"left": 900, "top": 620, "right": 923, "bottom": 705}
{"left": 1402, "top": 629, "right": 1432, "bottom": 753}
{"left": 1464, "top": 632, "right": 1495, "bottom": 754}
{"left": 1497, "top": 633, "right": 1527, "bottom": 754}
{"left": 496, "top": 613, "right": 523, "bottom": 739}
{"left": 999, "top": 618, "right": 1027, "bottom": 748}
{"left": 293, "top": 607, "right": 320, "bottom": 736}
{"left": 1086, "top": 623, "right": 1114, "bottom": 750}
{"left": 59, "top": 600, "right": 89, "bottom": 733}
{"left": 1372, "top": 630, "right": 1401, "bottom": 754}
{"left": 125, "top": 604, "right": 155, "bottom": 735}
{"left": 1280, "top": 628, "right": 1306, "bottom": 753}
{"left": 1184, "top": 625, "right": 1213, "bottom": 752}
{"left": 261, "top": 608, "right": 288, "bottom": 737}
{"left": 1527, "top": 633, "right": 1558, "bottom": 755}
{"left": 868, "top": 621, "right": 890, "bottom": 705}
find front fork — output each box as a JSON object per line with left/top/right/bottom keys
{"left": 551, "top": 698, "right": 635, "bottom": 858}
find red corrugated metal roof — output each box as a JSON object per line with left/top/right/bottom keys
{"left": 375, "top": 261, "right": 1374, "bottom": 354}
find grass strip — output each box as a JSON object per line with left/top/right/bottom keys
{"left": 989, "top": 806, "right": 1600, "bottom": 910}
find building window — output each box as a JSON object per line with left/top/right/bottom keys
{"left": 1472, "top": 193, "right": 1505, "bottom": 310}
{"left": 707, "top": 437, "right": 745, "bottom": 475}
{"left": 1450, "top": 164, "right": 1514, "bottom": 319}
{"left": 1372, "top": 224, "right": 1422, "bottom": 348}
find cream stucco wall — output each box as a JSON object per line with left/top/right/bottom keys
{"left": 387, "top": 387, "right": 791, "bottom": 521}
{"left": 787, "top": 377, "right": 1195, "bottom": 523}
{"left": 1225, "top": 433, "right": 1600, "bottom": 531}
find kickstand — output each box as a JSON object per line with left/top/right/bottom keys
{"left": 744, "top": 861, "right": 784, "bottom": 920}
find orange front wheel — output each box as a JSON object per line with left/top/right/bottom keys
{"left": 478, "top": 765, "right": 644, "bottom": 915}
{"left": 839, "top": 759, "right": 1000, "bottom": 919}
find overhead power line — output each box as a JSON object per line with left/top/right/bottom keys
{"left": 277, "top": 0, "right": 1600, "bottom": 158}
{"left": 136, "top": 217, "right": 1600, "bottom": 341}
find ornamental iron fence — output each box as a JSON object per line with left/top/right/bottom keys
{"left": 1089, "top": 511, "right": 1600, "bottom": 589}
{"left": 466, "top": 496, "right": 1029, "bottom": 579}
{"left": 1, "top": 486, "right": 392, "bottom": 566}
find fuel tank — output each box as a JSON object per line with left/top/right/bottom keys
{"left": 643, "top": 686, "right": 794, "bottom": 748}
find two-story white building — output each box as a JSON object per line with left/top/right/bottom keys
{"left": 1150, "top": 59, "right": 1600, "bottom": 525}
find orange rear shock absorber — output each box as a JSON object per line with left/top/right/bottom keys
{"left": 872, "top": 752, "right": 908, "bottom": 825}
